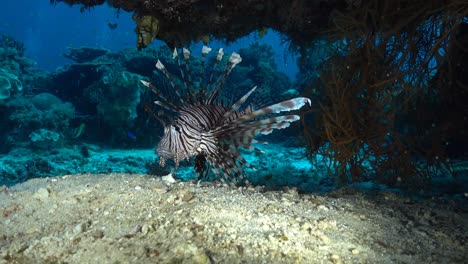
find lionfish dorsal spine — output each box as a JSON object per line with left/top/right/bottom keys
{"left": 173, "top": 48, "right": 195, "bottom": 105}
{"left": 155, "top": 60, "right": 186, "bottom": 106}
{"left": 206, "top": 52, "right": 242, "bottom": 105}
{"left": 204, "top": 48, "right": 224, "bottom": 104}
{"left": 140, "top": 79, "right": 179, "bottom": 112}
{"left": 215, "top": 85, "right": 257, "bottom": 127}
{"left": 182, "top": 48, "right": 195, "bottom": 92}
{"left": 197, "top": 46, "right": 212, "bottom": 104}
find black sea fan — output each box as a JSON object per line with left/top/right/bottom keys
{"left": 141, "top": 46, "right": 311, "bottom": 184}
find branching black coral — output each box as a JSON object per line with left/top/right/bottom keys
{"left": 301, "top": 0, "right": 468, "bottom": 188}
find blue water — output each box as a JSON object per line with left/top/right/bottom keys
{"left": 0, "top": 1, "right": 466, "bottom": 200}
{"left": 0, "top": 0, "right": 298, "bottom": 79}
{"left": 0, "top": 0, "right": 307, "bottom": 189}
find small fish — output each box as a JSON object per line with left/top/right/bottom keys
{"left": 127, "top": 131, "right": 137, "bottom": 140}
{"left": 107, "top": 22, "right": 118, "bottom": 30}
{"left": 281, "top": 89, "right": 300, "bottom": 97}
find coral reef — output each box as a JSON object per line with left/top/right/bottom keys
{"left": 29, "top": 129, "right": 62, "bottom": 150}
{"left": 3, "top": 93, "right": 75, "bottom": 150}
{"left": 0, "top": 38, "right": 313, "bottom": 187}
{"left": 85, "top": 70, "right": 144, "bottom": 143}
{"left": 0, "top": 35, "right": 36, "bottom": 76}
{"left": 48, "top": 46, "right": 167, "bottom": 146}
{"left": 63, "top": 47, "right": 109, "bottom": 63}
{"left": 0, "top": 35, "right": 25, "bottom": 56}
{"left": 0, "top": 69, "right": 22, "bottom": 101}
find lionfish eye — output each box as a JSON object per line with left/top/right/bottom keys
{"left": 174, "top": 126, "right": 180, "bottom": 132}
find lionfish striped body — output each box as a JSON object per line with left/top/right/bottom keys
{"left": 141, "top": 46, "right": 311, "bottom": 184}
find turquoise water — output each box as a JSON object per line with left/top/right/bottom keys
{"left": 0, "top": 1, "right": 466, "bottom": 199}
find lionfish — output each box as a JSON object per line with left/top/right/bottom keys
{"left": 141, "top": 46, "right": 311, "bottom": 185}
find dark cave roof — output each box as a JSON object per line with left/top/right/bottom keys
{"left": 51, "top": 0, "right": 348, "bottom": 49}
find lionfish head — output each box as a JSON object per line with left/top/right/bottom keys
{"left": 156, "top": 125, "right": 177, "bottom": 161}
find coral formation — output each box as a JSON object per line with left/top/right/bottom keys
{"left": 133, "top": 14, "right": 159, "bottom": 50}
{"left": 0, "top": 35, "right": 36, "bottom": 76}
{"left": 63, "top": 47, "right": 109, "bottom": 63}
{"left": 299, "top": 0, "right": 468, "bottom": 188}
{"left": 3, "top": 93, "right": 75, "bottom": 150}
{"left": 29, "top": 129, "right": 62, "bottom": 149}
{"left": 89, "top": 70, "right": 143, "bottom": 130}
{"left": 0, "top": 35, "right": 25, "bottom": 56}
{"left": 0, "top": 69, "right": 22, "bottom": 101}
{"left": 51, "top": 0, "right": 342, "bottom": 49}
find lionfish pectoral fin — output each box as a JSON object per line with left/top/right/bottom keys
{"left": 234, "top": 97, "right": 311, "bottom": 124}
{"left": 252, "top": 139, "right": 268, "bottom": 145}
{"left": 214, "top": 115, "right": 301, "bottom": 150}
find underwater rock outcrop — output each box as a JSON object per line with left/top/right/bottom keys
{"left": 86, "top": 70, "right": 144, "bottom": 138}
{"left": 51, "top": 0, "right": 345, "bottom": 49}
{"left": 0, "top": 35, "right": 36, "bottom": 76}
{"left": 4, "top": 93, "right": 75, "bottom": 148}
{"left": 63, "top": 47, "right": 109, "bottom": 63}
{"left": 133, "top": 14, "right": 159, "bottom": 50}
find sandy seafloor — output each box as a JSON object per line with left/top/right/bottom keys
{"left": 0, "top": 172, "right": 467, "bottom": 264}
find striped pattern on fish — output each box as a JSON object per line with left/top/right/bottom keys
{"left": 141, "top": 46, "right": 311, "bottom": 184}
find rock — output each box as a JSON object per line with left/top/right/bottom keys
{"left": 141, "top": 224, "right": 153, "bottom": 235}
{"left": 162, "top": 173, "right": 176, "bottom": 184}
{"left": 181, "top": 191, "right": 194, "bottom": 202}
{"left": 33, "top": 188, "right": 50, "bottom": 200}
{"left": 318, "top": 205, "right": 329, "bottom": 211}
{"left": 152, "top": 188, "right": 168, "bottom": 194}
{"left": 63, "top": 47, "right": 109, "bottom": 63}
{"left": 74, "top": 222, "right": 88, "bottom": 234}
{"left": 329, "top": 254, "right": 341, "bottom": 264}
{"left": 192, "top": 252, "right": 210, "bottom": 264}
{"left": 87, "top": 230, "right": 104, "bottom": 239}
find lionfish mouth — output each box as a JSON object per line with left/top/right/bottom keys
{"left": 141, "top": 46, "right": 311, "bottom": 185}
